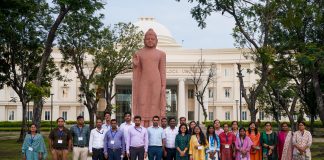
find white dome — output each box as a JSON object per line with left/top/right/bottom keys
{"left": 134, "top": 17, "right": 181, "bottom": 47}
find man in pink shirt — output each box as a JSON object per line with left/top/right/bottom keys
{"left": 126, "top": 115, "right": 148, "bottom": 160}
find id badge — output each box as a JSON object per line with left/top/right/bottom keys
{"left": 110, "top": 140, "right": 115, "bottom": 144}
{"left": 78, "top": 137, "right": 83, "bottom": 141}
{"left": 225, "top": 144, "right": 230, "bottom": 149}
{"left": 28, "top": 147, "right": 33, "bottom": 151}
{"left": 58, "top": 140, "right": 63, "bottom": 144}
{"left": 198, "top": 146, "right": 203, "bottom": 150}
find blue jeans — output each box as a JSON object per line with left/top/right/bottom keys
{"left": 148, "top": 146, "right": 163, "bottom": 160}
{"left": 108, "top": 148, "right": 122, "bottom": 160}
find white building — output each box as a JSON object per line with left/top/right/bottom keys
{"left": 0, "top": 17, "right": 274, "bottom": 123}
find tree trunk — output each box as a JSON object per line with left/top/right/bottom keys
{"left": 250, "top": 108, "right": 257, "bottom": 122}
{"left": 33, "top": 6, "right": 70, "bottom": 129}
{"left": 312, "top": 70, "right": 324, "bottom": 126}
{"left": 17, "top": 102, "right": 28, "bottom": 142}
{"left": 32, "top": 101, "right": 43, "bottom": 129}
{"left": 310, "top": 115, "right": 315, "bottom": 135}
{"left": 288, "top": 115, "right": 296, "bottom": 132}
{"left": 87, "top": 106, "right": 95, "bottom": 129}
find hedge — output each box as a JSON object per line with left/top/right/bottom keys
{"left": 0, "top": 121, "right": 90, "bottom": 127}
{"left": 203, "top": 120, "right": 323, "bottom": 128}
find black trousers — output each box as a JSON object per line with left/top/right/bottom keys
{"left": 130, "top": 146, "right": 145, "bottom": 160}
{"left": 166, "top": 148, "right": 176, "bottom": 160}
{"left": 92, "top": 148, "right": 104, "bottom": 160}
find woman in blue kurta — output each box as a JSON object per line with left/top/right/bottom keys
{"left": 22, "top": 124, "right": 47, "bottom": 160}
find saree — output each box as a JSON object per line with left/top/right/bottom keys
{"left": 22, "top": 133, "right": 48, "bottom": 160}
{"left": 292, "top": 130, "right": 312, "bottom": 160}
{"left": 246, "top": 131, "right": 262, "bottom": 160}
{"left": 235, "top": 136, "right": 253, "bottom": 160}
{"left": 219, "top": 132, "right": 236, "bottom": 160}
{"left": 260, "top": 132, "right": 278, "bottom": 160}
{"left": 278, "top": 131, "right": 293, "bottom": 160}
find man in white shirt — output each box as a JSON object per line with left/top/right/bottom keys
{"left": 119, "top": 112, "right": 134, "bottom": 160}
{"left": 102, "top": 112, "right": 111, "bottom": 131}
{"left": 163, "top": 117, "right": 178, "bottom": 160}
{"left": 89, "top": 118, "right": 107, "bottom": 160}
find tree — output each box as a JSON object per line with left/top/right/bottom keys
{"left": 94, "top": 23, "right": 143, "bottom": 114}
{"left": 178, "top": 0, "right": 277, "bottom": 121}
{"left": 0, "top": 0, "right": 58, "bottom": 141}
{"left": 32, "top": 0, "right": 104, "bottom": 128}
{"left": 58, "top": 10, "right": 107, "bottom": 128}
{"left": 269, "top": 0, "right": 324, "bottom": 126}
{"left": 189, "top": 57, "right": 216, "bottom": 122}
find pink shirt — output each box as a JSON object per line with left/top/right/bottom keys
{"left": 126, "top": 126, "right": 148, "bottom": 154}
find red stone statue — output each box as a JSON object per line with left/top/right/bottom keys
{"left": 132, "top": 29, "right": 166, "bottom": 126}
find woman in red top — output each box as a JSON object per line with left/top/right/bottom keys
{"left": 219, "top": 123, "right": 236, "bottom": 160}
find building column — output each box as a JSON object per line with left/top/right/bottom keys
{"left": 16, "top": 105, "right": 22, "bottom": 121}
{"left": 177, "top": 78, "right": 186, "bottom": 119}
{"left": 111, "top": 80, "right": 116, "bottom": 119}
{"left": 0, "top": 106, "right": 6, "bottom": 121}
{"left": 53, "top": 105, "right": 60, "bottom": 121}
{"left": 70, "top": 106, "right": 77, "bottom": 121}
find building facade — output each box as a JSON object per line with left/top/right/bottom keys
{"left": 0, "top": 17, "right": 275, "bottom": 123}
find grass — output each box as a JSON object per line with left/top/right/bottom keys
{"left": 0, "top": 138, "right": 73, "bottom": 160}
{"left": 0, "top": 137, "right": 323, "bottom": 160}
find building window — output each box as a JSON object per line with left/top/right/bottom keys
{"left": 224, "top": 88, "right": 231, "bottom": 98}
{"left": 80, "top": 111, "right": 84, "bottom": 116}
{"left": 8, "top": 111, "right": 14, "bottom": 121}
{"left": 209, "top": 88, "right": 214, "bottom": 98}
{"left": 188, "top": 111, "right": 194, "bottom": 120}
{"left": 242, "top": 111, "right": 247, "bottom": 120}
{"left": 62, "top": 111, "right": 67, "bottom": 120}
{"left": 188, "top": 89, "right": 194, "bottom": 99}
{"left": 28, "top": 111, "right": 33, "bottom": 120}
{"left": 45, "top": 111, "right": 50, "bottom": 121}
{"left": 225, "top": 112, "right": 231, "bottom": 120}
{"left": 293, "top": 115, "right": 297, "bottom": 120}
{"left": 259, "top": 111, "right": 264, "bottom": 120}
{"left": 209, "top": 112, "right": 214, "bottom": 120}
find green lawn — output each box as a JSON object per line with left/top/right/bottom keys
{"left": 0, "top": 138, "right": 323, "bottom": 160}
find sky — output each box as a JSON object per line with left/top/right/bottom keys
{"left": 101, "top": 0, "right": 236, "bottom": 49}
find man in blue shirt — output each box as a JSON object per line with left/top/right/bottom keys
{"left": 104, "top": 119, "right": 125, "bottom": 160}
{"left": 147, "top": 115, "right": 166, "bottom": 160}
{"left": 70, "top": 116, "right": 90, "bottom": 160}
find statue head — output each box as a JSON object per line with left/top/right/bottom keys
{"left": 144, "top": 28, "right": 158, "bottom": 48}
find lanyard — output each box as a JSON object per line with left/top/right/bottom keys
{"left": 225, "top": 133, "right": 229, "bottom": 143}
{"left": 240, "top": 138, "right": 244, "bottom": 148}
{"left": 58, "top": 130, "right": 64, "bottom": 138}
{"left": 96, "top": 128, "right": 103, "bottom": 134}
{"left": 30, "top": 135, "right": 35, "bottom": 144}
{"left": 135, "top": 127, "right": 142, "bottom": 133}
{"left": 77, "top": 126, "right": 83, "bottom": 136}
{"left": 196, "top": 135, "right": 201, "bottom": 144}
{"left": 209, "top": 136, "right": 215, "bottom": 147}
{"left": 111, "top": 130, "right": 117, "bottom": 139}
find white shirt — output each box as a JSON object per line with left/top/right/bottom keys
{"left": 102, "top": 122, "right": 111, "bottom": 131}
{"left": 89, "top": 127, "right": 107, "bottom": 152}
{"left": 120, "top": 121, "right": 135, "bottom": 143}
{"left": 164, "top": 126, "right": 178, "bottom": 148}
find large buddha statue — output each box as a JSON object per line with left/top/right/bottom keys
{"left": 132, "top": 29, "right": 166, "bottom": 126}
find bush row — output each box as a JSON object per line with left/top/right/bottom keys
{"left": 0, "top": 121, "right": 90, "bottom": 127}
{"left": 202, "top": 120, "right": 323, "bottom": 128}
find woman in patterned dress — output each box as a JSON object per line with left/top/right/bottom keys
{"left": 293, "top": 121, "right": 312, "bottom": 160}
{"left": 175, "top": 124, "right": 190, "bottom": 160}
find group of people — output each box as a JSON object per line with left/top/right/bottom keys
{"left": 22, "top": 112, "right": 313, "bottom": 160}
